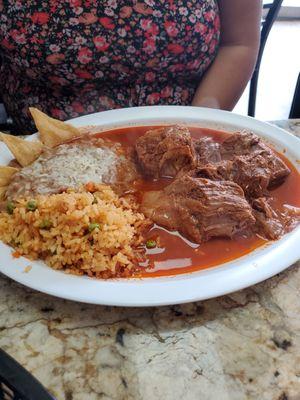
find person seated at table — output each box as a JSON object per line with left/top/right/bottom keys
{"left": 0, "top": 0, "right": 261, "bottom": 133}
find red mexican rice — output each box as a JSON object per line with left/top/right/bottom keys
{"left": 0, "top": 183, "right": 151, "bottom": 278}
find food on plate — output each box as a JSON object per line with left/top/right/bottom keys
{"left": 252, "top": 197, "right": 300, "bottom": 240}
{"left": 6, "top": 137, "right": 139, "bottom": 200}
{"left": 220, "top": 131, "right": 290, "bottom": 193}
{"left": 0, "top": 184, "right": 150, "bottom": 278}
{"left": 0, "top": 110, "right": 299, "bottom": 278}
{"left": 194, "top": 136, "right": 222, "bottom": 165}
{"left": 141, "top": 174, "right": 255, "bottom": 243}
{"left": 135, "top": 125, "right": 196, "bottom": 178}
{"left": 137, "top": 125, "right": 298, "bottom": 243}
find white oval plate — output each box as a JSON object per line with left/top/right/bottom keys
{"left": 0, "top": 106, "right": 299, "bottom": 306}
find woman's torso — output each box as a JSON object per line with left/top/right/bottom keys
{"left": 0, "top": 0, "right": 220, "bottom": 132}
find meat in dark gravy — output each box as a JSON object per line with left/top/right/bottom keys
{"left": 136, "top": 126, "right": 298, "bottom": 243}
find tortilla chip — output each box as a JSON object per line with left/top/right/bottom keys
{"left": 0, "top": 186, "right": 7, "bottom": 201}
{"left": 29, "top": 107, "right": 81, "bottom": 147}
{"left": 0, "top": 133, "right": 43, "bottom": 167}
{"left": 0, "top": 166, "right": 19, "bottom": 186}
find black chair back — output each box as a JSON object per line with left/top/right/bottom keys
{"left": 0, "top": 349, "right": 56, "bottom": 400}
{"left": 248, "top": 0, "right": 284, "bottom": 117}
{"left": 289, "top": 73, "right": 300, "bottom": 119}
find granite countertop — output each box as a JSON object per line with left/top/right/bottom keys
{"left": 0, "top": 120, "right": 299, "bottom": 400}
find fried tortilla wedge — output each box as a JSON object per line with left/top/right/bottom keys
{"left": 0, "top": 186, "right": 7, "bottom": 201}
{"left": 0, "top": 133, "right": 43, "bottom": 167}
{"left": 29, "top": 107, "right": 81, "bottom": 147}
{"left": 0, "top": 166, "right": 19, "bottom": 186}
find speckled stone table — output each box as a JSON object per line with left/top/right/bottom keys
{"left": 0, "top": 120, "right": 300, "bottom": 400}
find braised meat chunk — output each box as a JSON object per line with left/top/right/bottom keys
{"left": 194, "top": 136, "right": 222, "bottom": 166}
{"left": 221, "top": 131, "right": 290, "bottom": 188}
{"left": 188, "top": 159, "right": 265, "bottom": 198}
{"left": 192, "top": 153, "right": 286, "bottom": 199}
{"left": 229, "top": 153, "right": 275, "bottom": 198}
{"left": 141, "top": 174, "right": 255, "bottom": 243}
{"left": 221, "top": 131, "right": 262, "bottom": 158}
{"left": 135, "top": 125, "right": 196, "bottom": 178}
{"left": 252, "top": 197, "right": 283, "bottom": 240}
{"left": 189, "top": 162, "right": 231, "bottom": 181}
{"left": 252, "top": 197, "right": 300, "bottom": 240}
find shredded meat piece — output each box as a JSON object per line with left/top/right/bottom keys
{"left": 229, "top": 154, "right": 271, "bottom": 198}
{"left": 252, "top": 198, "right": 283, "bottom": 240}
{"left": 221, "top": 131, "right": 290, "bottom": 190}
{"left": 135, "top": 125, "right": 196, "bottom": 178}
{"left": 194, "top": 136, "right": 222, "bottom": 165}
{"left": 188, "top": 162, "right": 231, "bottom": 181}
{"left": 141, "top": 174, "right": 255, "bottom": 243}
{"left": 195, "top": 132, "right": 291, "bottom": 199}
{"left": 252, "top": 198, "right": 300, "bottom": 240}
{"left": 221, "top": 130, "right": 262, "bottom": 158}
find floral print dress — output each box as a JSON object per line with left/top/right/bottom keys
{"left": 0, "top": 0, "right": 220, "bottom": 133}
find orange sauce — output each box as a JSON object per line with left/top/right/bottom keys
{"left": 93, "top": 126, "right": 300, "bottom": 277}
